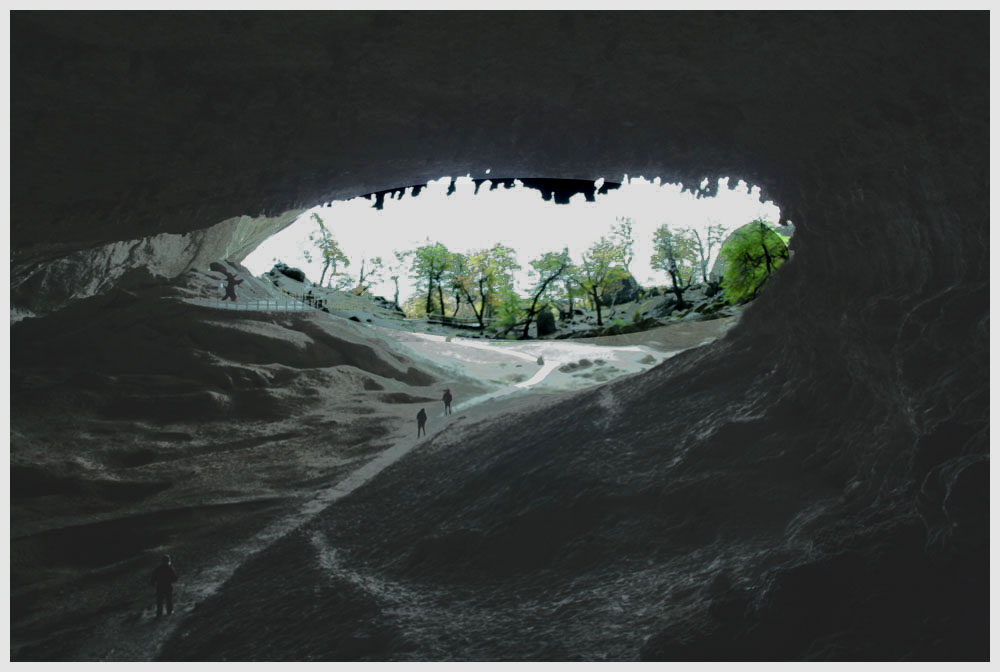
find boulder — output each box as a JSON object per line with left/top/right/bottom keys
{"left": 655, "top": 296, "right": 679, "bottom": 317}
{"left": 624, "top": 317, "right": 662, "bottom": 334}
{"left": 600, "top": 317, "right": 661, "bottom": 337}
{"left": 272, "top": 262, "right": 306, "bottom": 282}
{"left": 601, "top": 273, "right": 642, "bottom": 307}
{"left": 536, "top": 309, "right": 556, "bottom": 336}
{"left": 601, "top": 323, "right": 625, "bottom": 336}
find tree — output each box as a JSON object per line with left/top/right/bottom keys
{"left": 483, "top": 243, "right": 520, "bottom": 319}
{"left": 651, "top": 224, "right": 700, "bottom": 310}
{"left": 577, "top": 236, "right": 629, "bottom": 326}
{"left": 492, "top": 285, "right": 526, "bottom": 335}
{"left": 386, "top": 250, "right": 412, "bottom": 311}
{"left": 411, "top": 241, "right": 452, "bottom": 316}
{"left": 688, "top": 221, "right": 729, "bottom": 283}
{"left": 355, "top": 255, "right": 384, "bottom": 293}
{"left": 308, "top": 212, "right": 349, "bottom": 287}
{"left": 612, "top": 217, "right": 635, "bottom": 274}
{"left": 559, "top": 263, "right": 582, "bottom": 316}
{"left": 519, "top": 248, "right": 572, "bottom": 339}
{"left": 718, "top": 219, "right": 789, "bottom": 303}
{"left": 448, "top": 251, "right": 472, "bottom": 319}
{"left": 451, "top": 243, "right": 520, "bottom": 330}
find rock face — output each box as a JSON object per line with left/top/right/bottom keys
{"left": 271, "top": 263, "right": 307, "bottom": 283}
{"left": 601, "top": 273, "right": 642, "bottom": 307}
{"left": 536, "top": 309, "right": 556, "bottom": 336}
{"left": 11, "top": 210, "right": 303, "bottom": 319}
{"left": 10, "top": 12, "right": 988, "bottom": 662}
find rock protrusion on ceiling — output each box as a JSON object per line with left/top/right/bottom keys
{"left": 11, "top": 208, "right": 304, "bottom": 320}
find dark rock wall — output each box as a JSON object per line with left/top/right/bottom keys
{"left": 11, "top": 11, "right": 988, "bottom": 659}
{"left": 13, "top": 13, "right": 984, "bottom": 265}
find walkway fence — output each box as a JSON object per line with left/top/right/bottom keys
{"left": 191, "top": 279, "right": 494, "bottom": 326}
{"left": 187, "top": 295, "right": 321, "bottom": 311}
{"left": 189, "top": 285, "right": 391, "bottom": 316}
{"left": 424, "top": 313, "right": 496, "bottom": 329}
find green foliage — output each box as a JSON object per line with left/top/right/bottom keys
{"left": 355, "top": 255, "right": 384, "bottom": 292}
{"left": 579, "top": 236, "right": 628, "bottom": 291}
{"left": 514, "top": 248, "right": 573, "bottom": 338}
{"left": 560, "top": 262, "right": 582, "bottom": 313}
{"left": 308, "top": 212, "right": 350, "bottom": 287}
{"left": 493, "top": 285, "right": 525, "bottom": 330}
{"left": 402, "top": 294, "right": 428, "bottom": 317}
{"left": 633, "top": 309, "right": 642, "bottom": 323}
{"left": 612, "top": 217, "right": 635, "bottom": 273}
{"left": 387, "top": 250, "right": 412, "bottom": 308}
{"left": 527, "top": 248, "right": 572, "bottom": 305}
{"left": 718, "top": 219, "right": 789, "bottom": 303}
{"left": 650, "top": 224, "right": 699, "bottom": 289}
{"left": 578, "top": 235, "right": 629, "bottom": 324}
{"left": 450, "top": 243, "right": 521, "bottom": 328}
{"left": 411, "top": 240, "right": 452, "bottom": 314}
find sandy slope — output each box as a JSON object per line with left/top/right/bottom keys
{"left": 10, "top": 266, "right": 740, "bottom": 661}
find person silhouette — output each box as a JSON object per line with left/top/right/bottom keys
{"left": 150, "top": 554, "right": 178, "bottom": 617}
{"left": 220, "top": 269, "right": 244, "bottom": 302}
{"left": 416, "top": 408, "right": 427, "bottom": 437}
{"left": 442, "top": 388, "right": 453, "bottom": 415}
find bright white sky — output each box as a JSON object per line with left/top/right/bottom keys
{"left": 243, "top": 175, "right": 782, "bottom": 303}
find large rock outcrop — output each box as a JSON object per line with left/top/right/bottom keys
{"left": 11, "top": 209, "right": 303, "bottom": 319}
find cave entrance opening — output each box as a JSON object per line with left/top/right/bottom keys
{"left": 242, "top": 175, "right": 791, "bottom": 336}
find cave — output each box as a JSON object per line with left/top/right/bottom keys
{"left": 10, "top": 11, "right": 988, "bottom": 661}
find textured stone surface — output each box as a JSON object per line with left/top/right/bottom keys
{"left": 10, "top": 11, "right": 988, "bottom": 661}
{"left": 535, "top": 308, "right": 557, "bottom": 336}
{"left": 11, "top": 209, "right": 303, "bottom": 318}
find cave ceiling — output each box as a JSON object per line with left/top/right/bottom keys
{"left": 11, "top": 11, "right": 984, "bottom": 271}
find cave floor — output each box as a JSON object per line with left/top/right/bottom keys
{"left": 11, "top": 294, "right": 740, "bottom": 661}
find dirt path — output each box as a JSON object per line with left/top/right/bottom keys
{"left": 68, "top": 320, "right": 734, "bottom": 660}
{"left": 88, "top": 355, "right": 562, "bottom": 661}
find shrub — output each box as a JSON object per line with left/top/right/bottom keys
{"left": 718, "top": 219, "right": 789, "bottom": 303}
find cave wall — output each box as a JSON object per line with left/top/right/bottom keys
{"left": 10, "top": 208, "right": 304, "bottom": 319}
{"left": 13, "top": 12, "right": 983, "bottom": 269}
{"left": 11, "top": 10, "right": 988, "bottom": 658}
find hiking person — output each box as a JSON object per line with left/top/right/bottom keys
{"left": 150, "top": 554, "right": 178, "bottom": 617}
{"left": 442, "top": 388, "right": 453, "bottom": 415}
{"left": 220, "top": 269, "right": 244, "bottom": 302}
{"left": 417, "top": 408, "right": 427, "bottom": 437}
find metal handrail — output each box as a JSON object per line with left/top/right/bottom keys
{"left": 188, "top": 296, "right": 314, "bottom": 311}
{"left": 424, "top": 313, "right": 495, "bottom": 327}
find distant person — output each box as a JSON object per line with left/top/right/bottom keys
{"left": 442, "top": 388, "right": 453, "bottom": 415}
{"left": 220, "top": 269, "right": 244, "bottom": 302}
{"left": 150, "top": 554, "right": 178, "bottom": 618}
{"left": 416, "top": 408, "right": 427, "bottom": 437}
